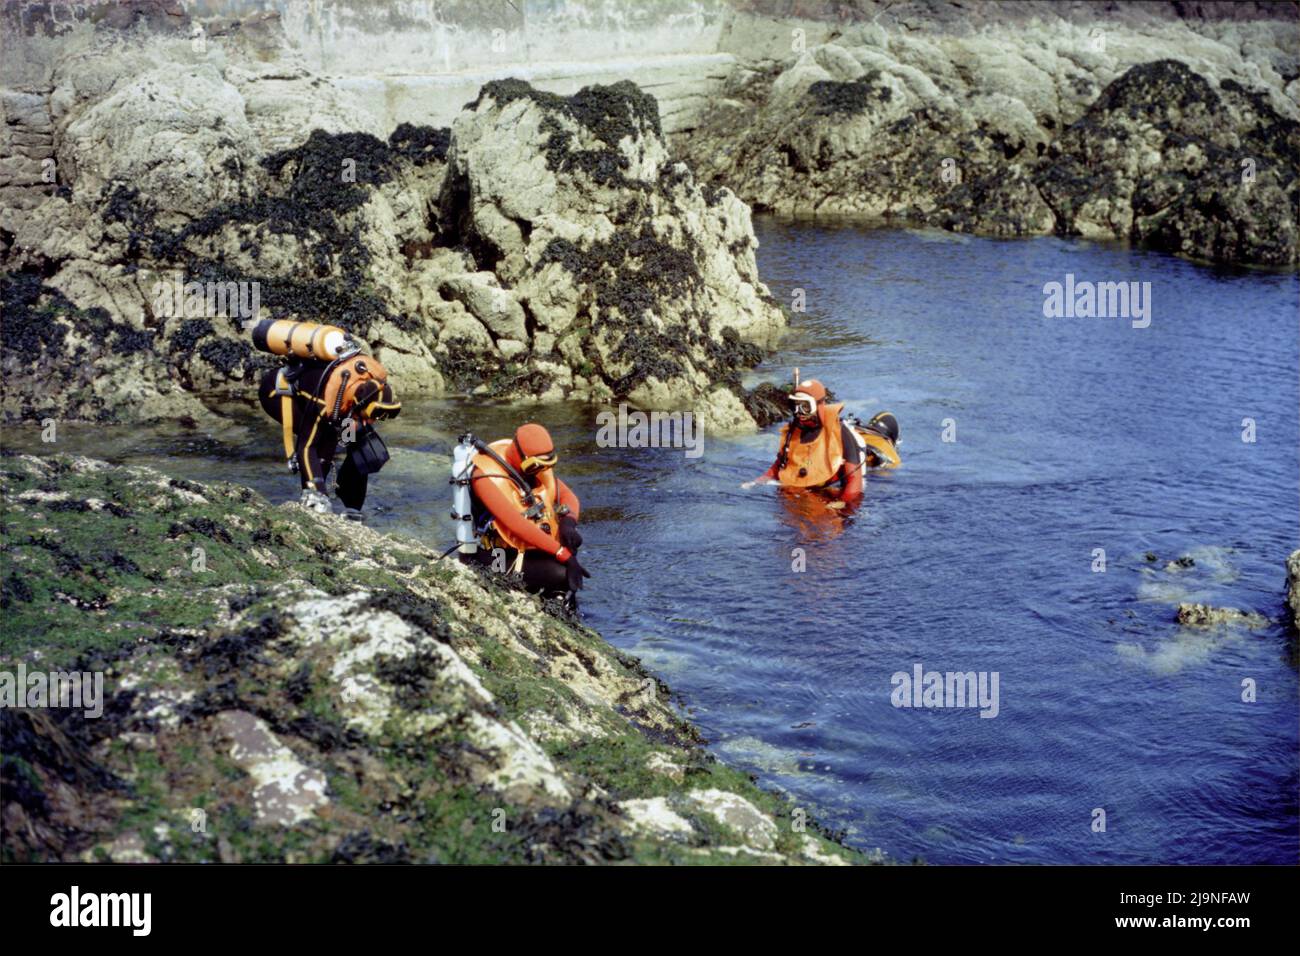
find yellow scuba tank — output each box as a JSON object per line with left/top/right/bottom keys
{"left": 849, "top": 411, "right": 901, "bottom": 469}
{"left": 859, "top": 431, "right": 901, "bottom": 468}
{"left": 250, "top": 319, "right": 355, "bottom": 361}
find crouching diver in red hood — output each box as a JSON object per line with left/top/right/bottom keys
{"left": 742, "top": 376, "right": 900, "bottom": 507}
{"left": 450, "top": 423, "right": 590, "bottom": 605}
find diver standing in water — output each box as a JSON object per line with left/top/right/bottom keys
{"left": 743, "top": 377, "right": 900, "bottom": 505}
{"left": 252, "top": 320, "right": 401, "bottom": 519}
{"left": 450, "top": 423, "right": 589, "bottom": 603}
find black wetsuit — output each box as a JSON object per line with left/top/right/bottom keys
{"left": 459, "top": 548, "right": 570, "bottom": 596}
{"left": 258, "top": 363, "right": 367, "bottom": 509}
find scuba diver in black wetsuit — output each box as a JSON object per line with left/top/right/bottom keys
{"left": 252, "top": 320, "right": 400, "bottom": 519}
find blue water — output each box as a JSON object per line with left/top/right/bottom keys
{"left": 582, "top": 222, "right": 1300, "bottom": 864}
{"left": 19, "top": 222, "right": 1298, "bottom": 863}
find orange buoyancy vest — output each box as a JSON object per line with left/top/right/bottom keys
{"left": 318, "top": 354, "right": 389, "bottom": 423}
{"left": 472, "top": 439, "right": 561, "bottom": 552}
{"left": 777, "top": 402, "right": 846, "bottom": 488}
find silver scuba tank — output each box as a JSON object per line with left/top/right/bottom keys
{"left": 450, "top": 433, "right": 478, "bottom": 553}
{"left": 843, "top": 414, "right": 869, "bottom": 454}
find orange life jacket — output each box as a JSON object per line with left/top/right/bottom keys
{"left": 776, "top": 402, "right": 846, "bottom": 488}
{"left": 472, "top": 439, "right": 560, "bottom": 552}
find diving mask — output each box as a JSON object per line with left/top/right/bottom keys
{"left": 520, "top": 451, "right": 558, "bottom": 475}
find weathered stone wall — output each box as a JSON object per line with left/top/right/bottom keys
{"left": 0, "top": 1, "right": 737, "bottom": 228}
{"left": 266, "top": 0, "right": 734, "bottom": 135}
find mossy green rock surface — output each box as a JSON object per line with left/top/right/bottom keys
{"left": 1, "top": 453, "right": 860, "bottom": 865}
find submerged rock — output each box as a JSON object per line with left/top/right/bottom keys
{"left": 0, "top": 453, "right": 860, "bottom": 865}
{"left": 1175, "top": 602, "right": 1269, "bottom": 629}
{"left": 1287, "top": 549, "right": 1300, "bottom": 633}
{"left": 1136, "top": 545, "right": 1244, "bottom": 607}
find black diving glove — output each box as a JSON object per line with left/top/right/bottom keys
{"left": 565, "top": 552, "right": 591, "bottom": 592}
{"left": 559, "top": 514, "right": 582, "bottom": 551}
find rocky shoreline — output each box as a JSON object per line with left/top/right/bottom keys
{"left": 1287, "top": 549, "right": 1300, "bottom": 634}
{"left": 678, "top": 3, "right": 1299, "bottom": 267}
{"left": 0, "top": 453, "right": 861, "bottom": 864}
{"left": 2, "top": 0, "right": 1296, "bottom": 867}
{"left": 3, "top": 1, "right": 1297, "bottom": 430}
{"left": 2, "top": 4, "right": 782, "bottom": 428}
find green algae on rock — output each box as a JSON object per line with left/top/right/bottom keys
{"left": 1, "top": 454, "right": 861, "bottom": 865}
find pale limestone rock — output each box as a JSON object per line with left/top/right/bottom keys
{"left": 214, "top": 710, "right": 328, "bottom": 826}
{"left": 620, "top": 797, "right": 696, "bottom": 838}
{"left": 435, "top": 301, "right": 495, "bottom": 349}
{"left": 1176, "top": 603, "right": 1269, "bottom": 630}
{"left": 1288, "top": 550, "right": 1300, "bottom": 633}
{"left": 61, "top": 63, "right": 255, "bottom": 225}
{"left": 683, "top": 788, "right": 779, "bottom": 850}
{"left": 496, "top": 338, "right": 528, "bottom": 359}
{"left": 465, "top": 712, "right": 571, "bottom": 806}
{"left": 682, "top": 17, "right": 1299, "bottom": 266}
{"left": 8, "top": 4, "right": 779, "bottom": 426}
{"left": 801, "top": 836, "right": 852, "bottom": 866}
{"left": 441, "top": 79, "right": 784, "bottom": 419}
{"left": 277, "top": 589, "right": 571, "bottom": 807}
{"left": 645, "top": 751, "right": 685, "bottom": 783}
{"left": 770, "top": 52, "right": 834, "bottom": 104}
{"left": 813, "top": 43, "right": 866, "bottom": 82}
{"left": 439, "top": 273, "right": 528, "bottom": 341}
